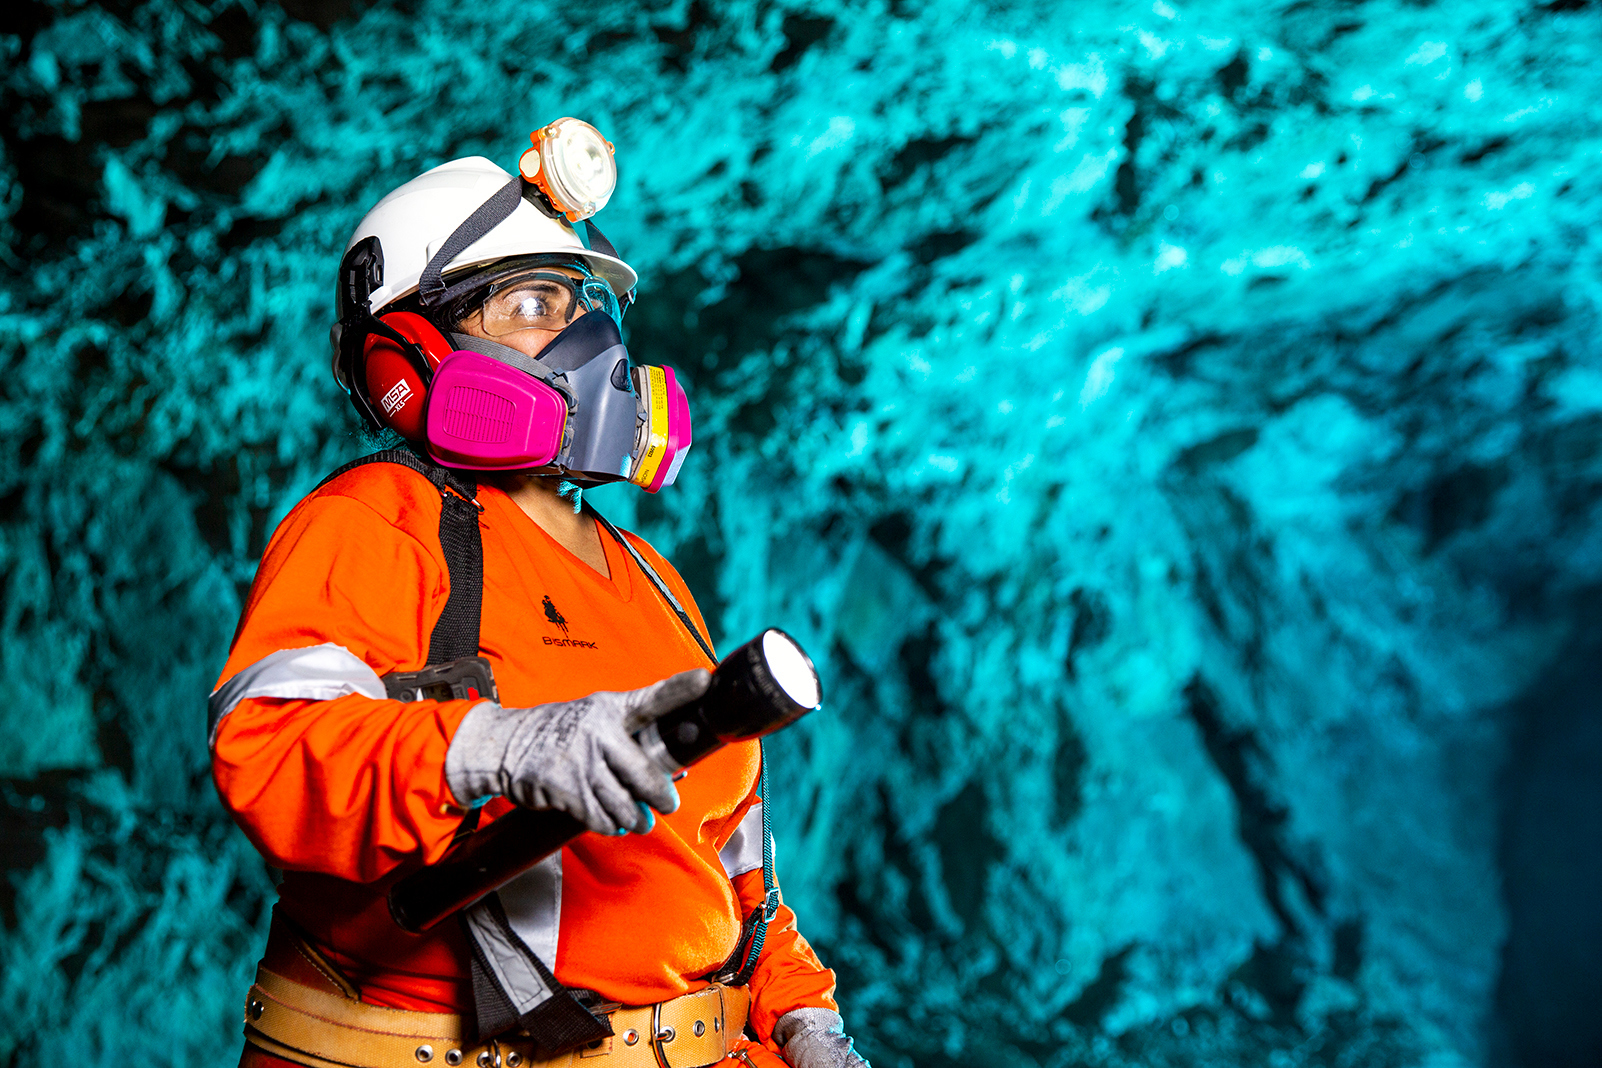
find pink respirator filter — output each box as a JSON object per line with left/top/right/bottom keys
{"left": 424, "top": 350, "right": 567, "bottom": 470}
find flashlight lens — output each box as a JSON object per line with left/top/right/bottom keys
{"left": 762, "top": 629, "right": 819, "bottom": 710}
{"left": 541, "top": 118, "right": 616, "bottom": 220}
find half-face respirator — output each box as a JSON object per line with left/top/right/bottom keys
{"left": 332, "top": 119, "right": 692, "bottom": 490}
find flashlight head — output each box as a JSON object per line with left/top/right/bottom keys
{"left": 761, "top": 629, "right": 819, "bottom": 711}
{"left": 644, "top": 628, "right": 821, "bottom": 771}
{"left": 702, "top": 627, "right": 820, "bottom": 743}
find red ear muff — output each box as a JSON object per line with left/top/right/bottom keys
{"left": 363, "top": 312, "right": 455, "bottom": 440}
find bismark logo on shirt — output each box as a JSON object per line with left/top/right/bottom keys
{"left": 541, "top": 594, "right": 598, "bottom": 649}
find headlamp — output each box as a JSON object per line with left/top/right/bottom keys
{"left": 518, "top": 117, "right": 617, "bottom": 222}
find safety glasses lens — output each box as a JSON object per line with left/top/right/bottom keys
{"left": 580, "top": 278, "right": 621, "bottom": 321}
{"left": 478, "top": 270, "right": 622, "bottom": 336}
{"left": 482, "top": 276, "right": 577, "bottom": 336}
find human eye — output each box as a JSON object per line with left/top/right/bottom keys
{"left": 498, "top": 283, "right": 568, "bottom": 322}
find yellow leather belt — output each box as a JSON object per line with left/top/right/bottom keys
{"left": 244, "top": 955, "right": 749, "bottom": 1068}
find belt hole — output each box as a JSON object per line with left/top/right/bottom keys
{"left": 693, "top": 1020, "right": 705, "bottom": 1037}
{"left": 623, "top": 1030, "right": 640, "bottom": 1046}
{"left": 656, "top": 1026, "right": 675, "bottom": 1043}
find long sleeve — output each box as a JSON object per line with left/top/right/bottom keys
{"left": 713, "top": 761, "right": 840, "bottom": 1051}
{"left": 210, "top": 487, "right": 476, "bottom": 882}
{"left": 735, "top": 866, "right": 841, "bottom": 1046}
{"left": 214, "top": 693, "right": 474, "bottom": 880}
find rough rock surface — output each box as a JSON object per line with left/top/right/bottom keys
{"left": 2, "top": 2, "right": 1599, "bottom": 1066}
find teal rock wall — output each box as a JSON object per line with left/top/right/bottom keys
{"left": 2, "top": 1, "right": 1599, "bottom": 1066}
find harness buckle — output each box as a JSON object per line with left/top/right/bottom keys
{"left": 761, "top": 887, "right": 781, "bottom": 922}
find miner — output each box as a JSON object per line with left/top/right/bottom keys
{"left": 208, "top": 118, "right": 868, "bottom": 1068}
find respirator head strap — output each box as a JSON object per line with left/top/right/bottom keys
{"left": 446, "top": 332, "right": 572, "bottom": 395}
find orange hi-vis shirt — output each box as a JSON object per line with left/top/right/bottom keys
{"left": 210, "top": 462, "right": 836, "bottom": 1047}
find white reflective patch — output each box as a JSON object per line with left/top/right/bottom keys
{"left": 463, "top": 900, "right": 556, "bottom": 1015}
{"left": 207, "top": 643, "right": 385, "bottom": 749}
{"left": 498, "top": 852, "right": 563, "bottom": 969}
{"left": 718, "top": 803, "right": 765, "bottom": 879}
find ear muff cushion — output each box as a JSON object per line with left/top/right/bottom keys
{"left": 363, "top": 312, "right": 453, "bottom": 440}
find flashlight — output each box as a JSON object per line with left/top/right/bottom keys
{"left": 388, "top": 628, "right": 820, "bottom": 934}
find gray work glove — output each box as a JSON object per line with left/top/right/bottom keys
{"left": 445, "top": 669, "right": 710, "bottom": 836}
{"left": 773, "top": 1008, "right": 871, "bottom": 1068}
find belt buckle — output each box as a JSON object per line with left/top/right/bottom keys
{"left": 648, "top": 1001, "right": 672, "bottom": 1068}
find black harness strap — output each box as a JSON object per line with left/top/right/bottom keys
{"left": 321, "top": 451, "right": 607, "bottom": 1047}
{"left": 319, "top": 448, "right": 483, "bottom": 665}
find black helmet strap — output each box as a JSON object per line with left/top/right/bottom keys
{"left": 418, "top": 177, "right": 525, "bottom": 312}
{"left": 417, "top": 177, "right": 633, "bottom": 319}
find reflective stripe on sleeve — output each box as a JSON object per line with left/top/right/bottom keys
{"left": 207, "top": 643, "right": 386, "bottom": 749}
{"left": 717, "top": 802, "right": 766, "bottom": 879}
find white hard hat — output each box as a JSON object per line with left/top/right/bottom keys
{"left": 343, "top": 156, "right": 637, "bottom": 315}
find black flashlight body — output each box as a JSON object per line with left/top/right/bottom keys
{"left": 387, "top": 628, "right": 818, "bottom": 934}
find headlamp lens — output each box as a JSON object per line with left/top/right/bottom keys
{"left": 536, "top": 118, "right": 616, "bottom": 221}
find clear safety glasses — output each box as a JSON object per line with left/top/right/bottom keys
{"left": 473, "top": 269, "right": 622, "bottom": 337}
